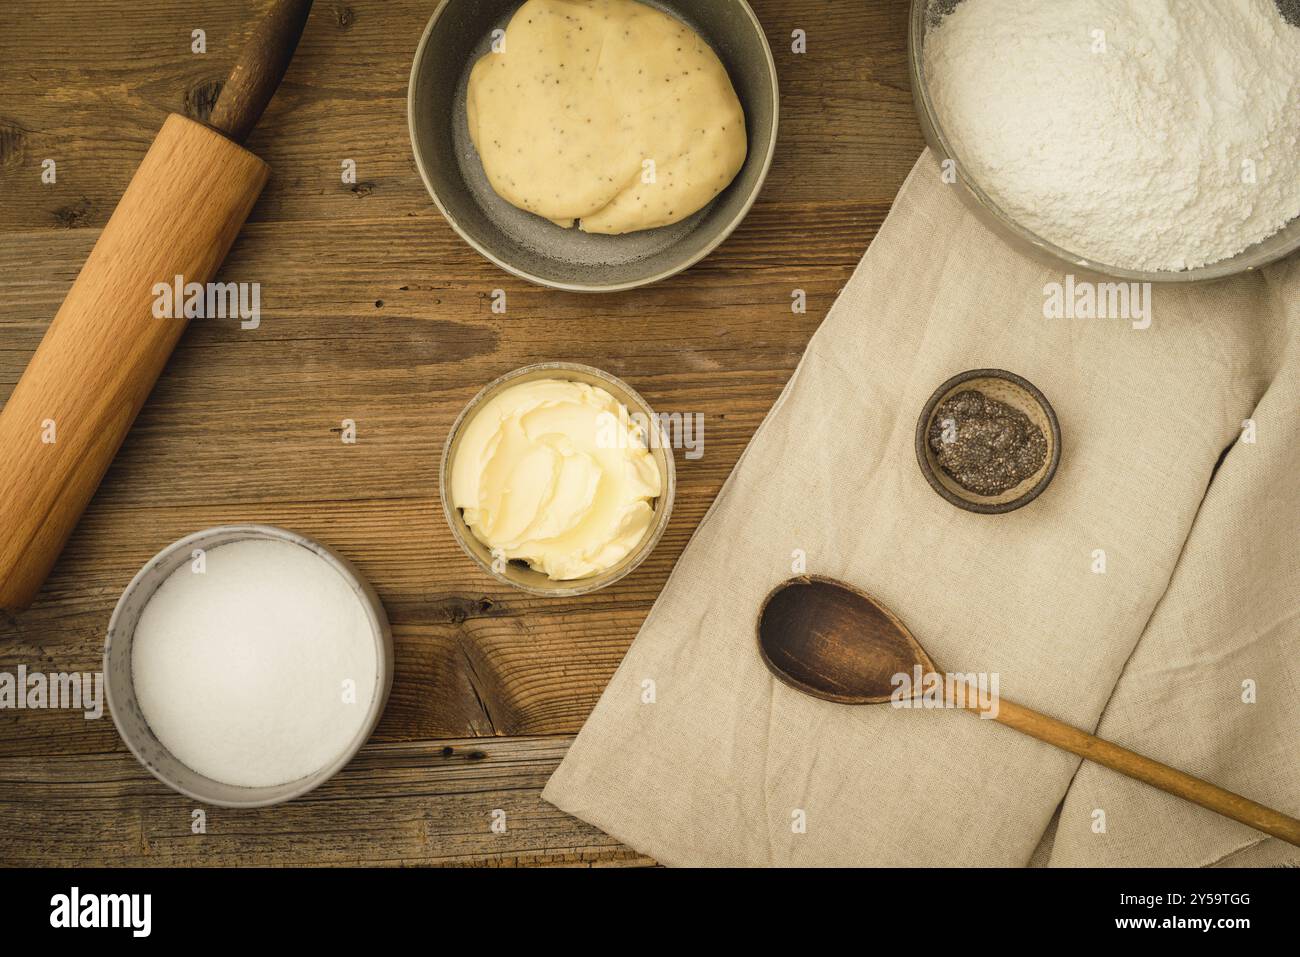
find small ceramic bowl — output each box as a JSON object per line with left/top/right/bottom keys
{"left": 408, "top": 0, "right": 779, "bottom": 292}
{"left": 915, "top": 369, "right": 1061, "bottom": 514}
{"left": 441, "top": 362, "right": 677, "bottom": 596}
{"left": 104, "top": 525, "right": 393, "bottom": 808}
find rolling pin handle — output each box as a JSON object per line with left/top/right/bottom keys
{"left": 209, "top": 0, "right": 315, "bottom": 144}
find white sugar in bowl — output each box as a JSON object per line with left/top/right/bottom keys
{"left": 104, "top": 525, "right": 393, "bottom": 808}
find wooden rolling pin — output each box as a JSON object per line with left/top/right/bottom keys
{"left": 0, "top": 0, "right": 314, "bottom": 611}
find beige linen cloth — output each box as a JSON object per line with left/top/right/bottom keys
{"left": 543, "top": 151, "right": 1300, "bottom": 867}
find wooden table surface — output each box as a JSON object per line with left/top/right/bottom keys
{"left": 0, "top": 0, "right": 924, "bottom": 866}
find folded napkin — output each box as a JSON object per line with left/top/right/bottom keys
{"left": 544, "top": 151, "right": 1300, "bottom": 867}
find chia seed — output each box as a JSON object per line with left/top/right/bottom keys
{"left": 927, "top": 390, "right": 1047, "bottom": 496}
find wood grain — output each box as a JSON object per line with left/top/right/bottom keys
{"left": 0, "top": 736, "right": 653, "bottom": 866}
{"left": 0, "top": 0, "right": 925, "bottom": 866}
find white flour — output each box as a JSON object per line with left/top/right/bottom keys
{"left": 924, "top": 0, "right": 1300, "bottom": 272}
{"left": 132, "top": 539, "right": 377, "bottom": 788}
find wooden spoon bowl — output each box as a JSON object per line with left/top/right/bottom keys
{"left": 758, "top": 576, "right": 933, "bottom": 704}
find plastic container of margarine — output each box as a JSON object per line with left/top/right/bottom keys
{"left": 441, "top": 363, "right": 677, "bottom": 597}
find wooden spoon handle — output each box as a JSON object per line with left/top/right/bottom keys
{"left": 972, "top": 695, "right": 1300, "bottom": 846}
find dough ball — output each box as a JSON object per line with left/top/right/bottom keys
{"left": 466, "top": 0, "right": 748, "bottom": 235}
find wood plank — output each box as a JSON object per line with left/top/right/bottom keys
{"left": 2, "top": 512, "right": 712, "bottom": 743}
{"left": 0, "top": 736, "right": 654, "bottom": 866}
{"left": 0, "top": 0, "right": 922, "bottom": 232}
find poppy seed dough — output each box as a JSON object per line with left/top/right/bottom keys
{"left": 466, "top": 0, "right": 748, "bottom": 235}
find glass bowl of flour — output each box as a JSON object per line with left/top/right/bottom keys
{"left": 910, "top": 0, "right": 1300, "bottom": 281}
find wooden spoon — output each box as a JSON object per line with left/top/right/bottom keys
{"left": 757, "top": 575, "right": 1300, "bottom": 847}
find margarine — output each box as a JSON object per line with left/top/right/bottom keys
{"left": 450, "top": 379, "right": 662, "bottom": 581}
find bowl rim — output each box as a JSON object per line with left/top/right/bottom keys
{"left": 914, "top": 368, "right": 1062, "bottom": 515}
{"left": 407, "top": 0, "right": 781, "bottom": 293}
{"left": 907, "top": 0, "right": 1300, "bottom": 283}
{"left": 103, "top": 524, "right": 394, "bottom": 809}
{"left": 440, "top": 362, "right": 678, "bottom": 596}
